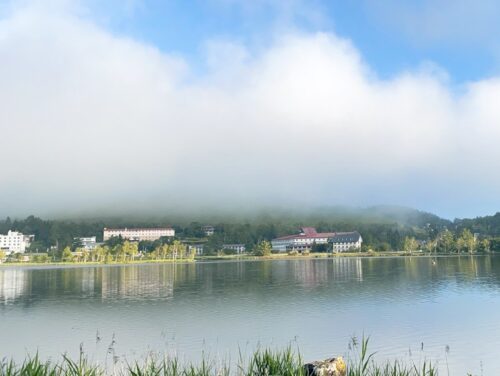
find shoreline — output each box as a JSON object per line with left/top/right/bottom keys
{"left": 0, "top": 251, "right": 490, "bottom": 269}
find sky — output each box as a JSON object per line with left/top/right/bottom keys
{"left": 1, "top": 0, "right": 500, "bottom": 219}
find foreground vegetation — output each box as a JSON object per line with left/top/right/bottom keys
{"left": 0, "top": 339, "right": 442, "bottom": 376}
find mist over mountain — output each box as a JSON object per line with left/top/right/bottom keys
{"left": 3, "top": 204, "right": 500, "bottom": 255}
{"left": 1, "top": 204, "right": 450, "bottom": 226}
{"left": 1, "top": 1, "right": 500, "bottom": 219}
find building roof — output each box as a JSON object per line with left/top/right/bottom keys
{"left": 104, "top": 227, "right": 173, "bottom": 231}
{"left": 330, "top": 232, "right": 362, "bottom": 243}
{"left": 272, "top": 228, "right": 361, "bottom": 242}
{"left": 273, "top": 227, "right": 336, "bottom": 241}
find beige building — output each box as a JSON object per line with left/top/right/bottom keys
{"left": 103, "top": 227, "right": 175, "bottom": 241}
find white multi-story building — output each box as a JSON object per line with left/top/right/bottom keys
{"left": 103, "top": 227, "right": 175, "bottom": 241}
{"left": 271, "top": 227, "right": 334, "bottom": 252}
{"left": 330, "top": 232, "right": 363, "bottom": 252}
{"left": 187, "top": 244, "right": 205, "bottom": 256}
{"left": 202, "top": 225, "right": 215, "bottom": 236}
{"left": 0, "top": 231, "right": 35, "bottom": 254}
{"left": 271, "top": 227, "right": 362, "bottom": 253}
{"left": 75, "top": 236, "right": 99, "bottom": 250}
{"left": 222, "top": 244, "right": 246, "bottom": 254}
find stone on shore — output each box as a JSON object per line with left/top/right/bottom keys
{"left": 303, "top": 356, "right": 346, "bottom": 376}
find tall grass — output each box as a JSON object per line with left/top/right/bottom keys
{"left": 0, "top": 341, "right": 440, "bottom": 376}
{"left": 0, "top": 352, "right": 102, "bottom": 376}
{"left": 347, "top": 337, "right": 437, "bottom": 376}
{"left": 244, "top": 347, "right": 304, "bottom": 376}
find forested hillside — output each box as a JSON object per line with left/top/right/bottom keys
{"left": 0, "top": 206, "right": 499, "bottom": 252}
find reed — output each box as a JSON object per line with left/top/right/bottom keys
{"left": 347, "top": 337, "right": 437, "bottom": 376}
{"left": 0, "top": 341, "right": 440, "bottom": 376}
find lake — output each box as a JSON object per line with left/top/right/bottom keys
{"left": 0, "top": 256, "right": 499, "bottom": 374}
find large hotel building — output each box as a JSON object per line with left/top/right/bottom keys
{"left": 0, "top": 231, "right": 35, "bottom": 254}
{"left": 103, "top": 227, "right": 175, "bottom": 241}
{"left": 271, "top": 227, "right": 362, "bottom": 253}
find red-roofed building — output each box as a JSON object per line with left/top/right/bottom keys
{"left": 271, "top": 227, "right": 362, "bottom": 253}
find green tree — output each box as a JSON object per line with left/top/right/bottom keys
{"left": 160, "top": 244, "right": 170, "bottom": 259}
{"left": 456, "top": 236, "right": 465, "bottom": 253}
{"left": 29, "top": 240, "right": 47, "bottom": 253}
{"left": 81, "top": 249, "right": 90, "bottom": 263}
{"left": 122, "top": 241, "right": 138, "bottom": 262}
{"left": 62, "top": 246, "right": 73, "bottom": 262}
{"left": 171, "top": 240, "right": 186, "bottom": 259}
{"left": 0, "top": 250, "right": 5, "bottom": 262}
{"left": 138, "top": 240, "right": 155, "bottom": 252}
{"left": 403, "top": 237, "right": 419, "bottom": 254}
{"left": 91, "top": 245, "right": 107, "bottom": 263}
{"left": 105, "top": 235, "right": 124, "bottom": 248}
{"left": 72, "top": 247, "right": 85, "bottom": 262}
{"left": 222, "top": 247, "right": 237, "bottom": 255}
{"left": 438, "top": 230, "right": 455, "bottom": 253}
{"left": 424, "top": 239, "right": 437, "bottom": 253}
{"left": 478, "top": 239, "right": 490, "bottom": 253}
{"left": 113, "top": 243, "right": 125, "bottom": 262}
{"left": 104, "top": 253, "right": 113, "bottom": 263}
{"left": 457, "top": 229, "right": 476, "bottom": 254}
{"left": 377, "top": 242, "right": 391, "bottom": 252}
{"left": 151, "top": 245, "right": 160, "bottom": 260}
{"left": 253, "top": 241, "right": 272, "bottom": 256}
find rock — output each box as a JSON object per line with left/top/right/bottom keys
{"left": 303, "top": 356, "right": 346, "bottom": 376}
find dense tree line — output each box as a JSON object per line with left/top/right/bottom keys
{"left": 1, "top": 208, "right": 500, "bottom": 254}
{"left": 59, "top": 240, "right": 194, "bottom": 263}
{"left": 11, "top": 239, "right": 195, "bottom": 264}
{"left": 454, "top": 212, "right": 500, "bottom": 236}
{"left": 402, "top": 229, "right": 492, "bottom": 254}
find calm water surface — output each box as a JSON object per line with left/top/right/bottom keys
{"left": 1, "top": 256, "right": 499, "bottom": 374}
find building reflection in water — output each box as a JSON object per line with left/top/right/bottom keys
{"left": 0, "top": 268, "right": 27, "bottom": 303}
{"left": 0, "top": 264, "right": 180, "bottom": 304}
{"left": 291, "top": 258, "right": 363, "bottom": 288}
{"left": 331, "top": 258, "right": 363, "bottom": 282}
{"left": 292, "top": 260, "right": 328, "bottom": 288}
{"left": 99, "top": 265, "right": 176, "bottom": 300}
{"left": 1, "top": 257, "right": 500, "bottom": 305}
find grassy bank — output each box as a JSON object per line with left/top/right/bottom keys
{"left": 0, "top": 340, "right": 440, "bottom": 376}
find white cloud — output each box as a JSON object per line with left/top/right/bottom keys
{"left": 0, "top": 2, "right": 500, "bottom": 218}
